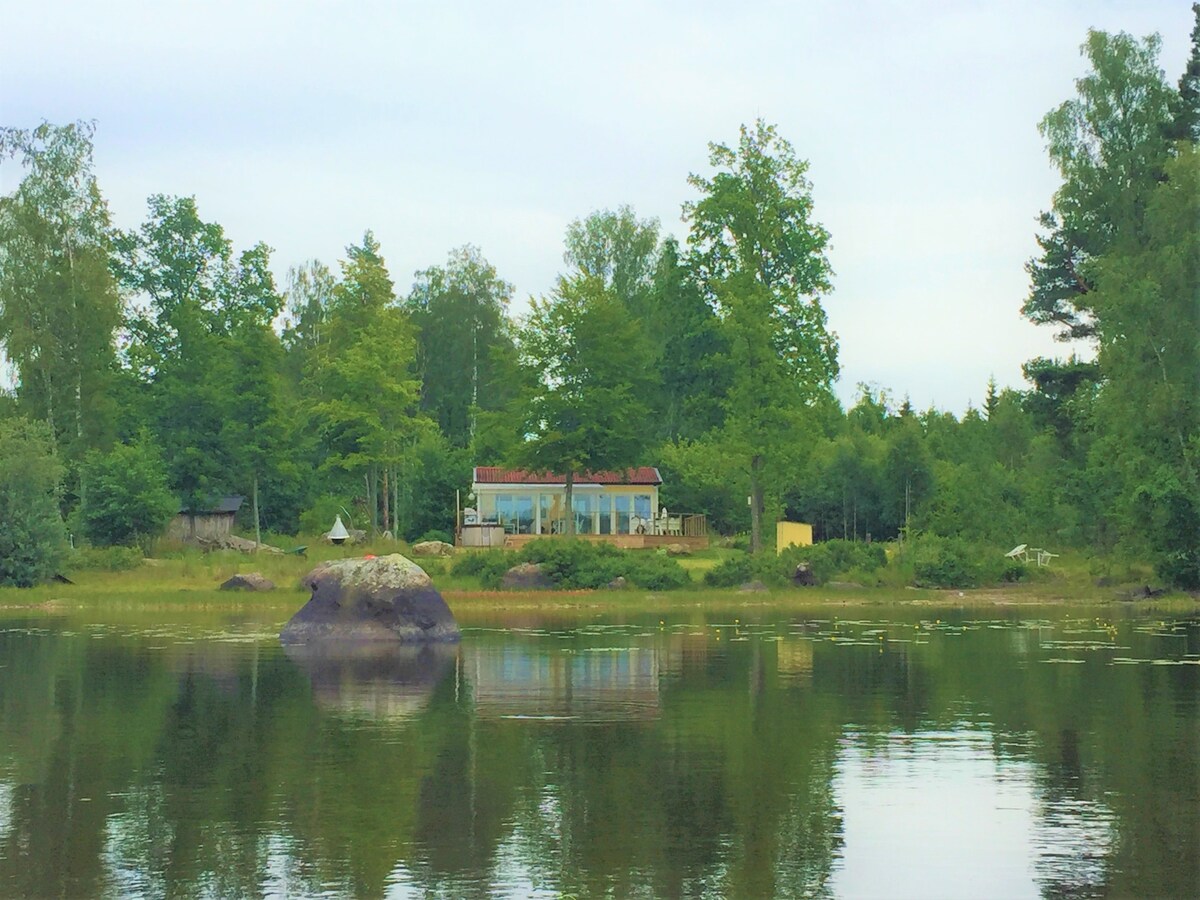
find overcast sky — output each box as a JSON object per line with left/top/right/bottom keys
{"left": 2, "top": 0, "right": 1193, "bottom": 413}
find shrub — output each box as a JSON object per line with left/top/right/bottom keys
{"left": 746, "top": 540, "right": 892, "bottom": 587}
{"left": 0, "top": 418, "right": 68, "bottom": 587}
{"left": 515, "top": 540, "right": 691, "bottom": 590}
{"left": 450, "top": 550, "right": 516, "bottom": 588}
{"left": 623, "top": 553, "right": 691, "bottom": 590}
{"left": 911, "top": 535, "right": 982, "bottom": 588}
{"left": 1157, "top": 548, "right": 1200, "bottom": 591}
{"left": 79, "top": 439, "right": 176, "bottom": 548}
{"left": 704, "top": 554, "right": 758, "bottom": 587}
{"left": 520, "top": 539, "right": 623, "bottom": 589}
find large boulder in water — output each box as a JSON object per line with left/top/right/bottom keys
{"left": 280, "top": 554, "right": 460, "bottom": 644}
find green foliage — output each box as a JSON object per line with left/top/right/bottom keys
{"left": 703, "top": 554, "right": 758, "bottom": 588}
{"left": 625, "top": 553, "right": 692, "bottom": 590}
{"left": 406, "top": 246, "right": 517, "bottom": 448}
{"left": 449, "top": 549, "right": 516, "bottom": 588}
{"left": 910, "top": 535, "right": 986, "bottom": 589}
{"left": 659, "top": 437, "right": 749, "bottom": 535}
{"left": 78, "top": 438, "right": 176, "bottom": 548}
{"left": 514, "top": 539, "right": 690, "bottom": 590}
{"left": 1023, "top": 29, "right": 1176, "bottom": 341}
{"left": 299, "top": 496, "right": 355, "bottom": 537}
{"left": 519, "top": 539, "right": 624, "bottom": 589}
{"left": 685, "top": 119, "right": 839, "bottom": 552}
{"left": 415, "top": 529, "right": 453, "bottom": 545}
{"left": 392, "top": 431, "right": 470, "bottom": 542}
{"left": 305, "top": 232, "right": 426, "bottom": 535}
{"left": 510, "top": 275, "right": 653, "bottom": 534}
{"left": 0, "top": 418, "right": 68, "bottom": 586}
{"left": 762, "top": 540, "right": 888, "bottom": 587}
{"left": 0, "top": 120, "right": 121, "bottom": 481}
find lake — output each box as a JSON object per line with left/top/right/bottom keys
{"left": 0, "top": 604, "right": 1196, "bottom": 898}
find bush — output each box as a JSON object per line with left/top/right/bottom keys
{"left": 911, "top": 535, "right": 982, "bottom": 588}
{"left": 71, "top": 545, "right": 144, "bottom": 571}
{"left": 450, "top": 550, "right": 516, "bottom": 588}
{"left": 624, "top": 553, "right": 692, "bottom": 590}
{"left": 79, "top": 439, "right": 177, "bottom": 548}
{"left": 1157, "top": 548, "right": 1200, "bottom": 591}
{"left": 706, "top": 540, "right": 890, "bottom": 589}
{"left": 704, "top": 554, "right": 758, "bottom": 587}
{"left": 520, "top": 539, "right": 623, "bottom": 589}
{"left": 514, "top": 539, "right": 691, "bottom": 590}
{"left": 0, "top": 418, "right": 68, "bottom": 587}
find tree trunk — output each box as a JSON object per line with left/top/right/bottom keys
{"left": 366, "top": 469, "right": 378, "bottom": 535}
{"left": 564, "top": 470, "right": 575, "bottom": 536}
{"left": 392, "top": 465, "right": 400, "bottom": 537}
{"left": 381, "top": 467, "right": 390, "bottom": 537}
{"left": 252, "top": 472, "right": 261, "bottom": 552}
{"left": 750, "top": 455, "right": 764, "bottom": 554}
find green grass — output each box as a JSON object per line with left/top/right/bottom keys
{"left": 2, "top": 535, "right": 1195, "bottom": 620}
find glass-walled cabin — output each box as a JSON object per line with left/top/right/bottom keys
{"left": 470, "top": 468, "right": 662, "bottom": 536}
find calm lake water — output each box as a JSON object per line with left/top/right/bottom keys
{"left": 0, "top": 605, "right": 1197, "bottom": 899}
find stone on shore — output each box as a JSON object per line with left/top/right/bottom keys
{"left": 411, "top": 540, "right": 455, "bottom": 557}
{"left": 501, "top": 562, "right": 555, "bottom": 590}
{"left": 220, "top": 572, "right": 276, "bottom": 591}
{"left": 280, "top": 554, "right": 460, "bottom": 644}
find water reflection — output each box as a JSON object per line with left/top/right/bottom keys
{"left": 283, "top": 643, "right": 456, "bottom": 721}
{"left": 0, "top": 615, "right": 1194, "bottom": 897}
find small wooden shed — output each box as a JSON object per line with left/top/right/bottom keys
{"left": 167, "top": 496, "right": 244, "bottom": 542}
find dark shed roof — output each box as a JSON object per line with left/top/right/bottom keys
{"left": 178, "top": 496, "right": 244, "bottom": 515}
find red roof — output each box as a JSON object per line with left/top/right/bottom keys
{"left": 473, "top": 466, "right": 662, "bottom": 486}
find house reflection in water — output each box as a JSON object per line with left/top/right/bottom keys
{"left": 461, "top": 643, "right": 672, "bottom": 722}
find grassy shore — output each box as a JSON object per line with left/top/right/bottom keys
{"left": 2, "top": 539, "right": 1196, "bottom": 623}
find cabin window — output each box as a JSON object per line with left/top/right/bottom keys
{"left": 614, "top": 495, "right": 631, "bottom": 533}
{"left": 628, "top": 494, "right": 654, "bottom": 534}
{"left": 513, "top": 495, "right": 534, "bottom": 533}
{"left": 495, "top": 494, "right": 514, "bottom": 529}
{"left": 572, "top": 494, "right": 594, "bottom": 534}
{"left": 597, "top": 494, "right": 613, "bottom": 534}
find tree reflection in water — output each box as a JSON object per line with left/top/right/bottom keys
{"left": 0, "top": 615, "right": 1194, "bottom": 898}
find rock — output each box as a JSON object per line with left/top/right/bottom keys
{"left": 1117, "top": 585, "right": 1167, "bottom": 601}
{"left": 737, "top": 580, "right": 769, "bottom": 593}
{"left": 411, "top": 540, "right": 455, "bottom": 558}
{"left": 280, "top": 554, "right": 460, "bottom": 644}
{"left": 195, "top": 534, "right": 284, "bottom": 553}
{"left": 827, "top": 580, "right": 863, "bottom": 589}
{"left": 665, "top": 543, "right": 691, "bottom": 557}
{"left": 501, "top": 562, "right": 555, "bottom": 590}
{"left": 792, "top": 563, "right": 817, "bottom": 586}
{"left": 606, "top": 576, "right": 629, "bottom": 590}
{"left": 220, "top": 572, "right": 275, "bottom": 592}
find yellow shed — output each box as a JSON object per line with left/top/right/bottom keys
{"left": 776, "top": 521, "right": 813, "bottom": 553}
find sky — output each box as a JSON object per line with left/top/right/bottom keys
{"left": 2, "top": 0, "right": 1194, "bottom": 414}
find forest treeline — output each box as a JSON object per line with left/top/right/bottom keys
{"left": 1, "top": 17, "right": 1197, "bottom": 587}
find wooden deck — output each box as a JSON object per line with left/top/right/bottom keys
{"left": 496, "top": 533, "right": 709, "bottom": 551}
{"left": 458, "top": 513, "right": 708, "bottom": 551}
